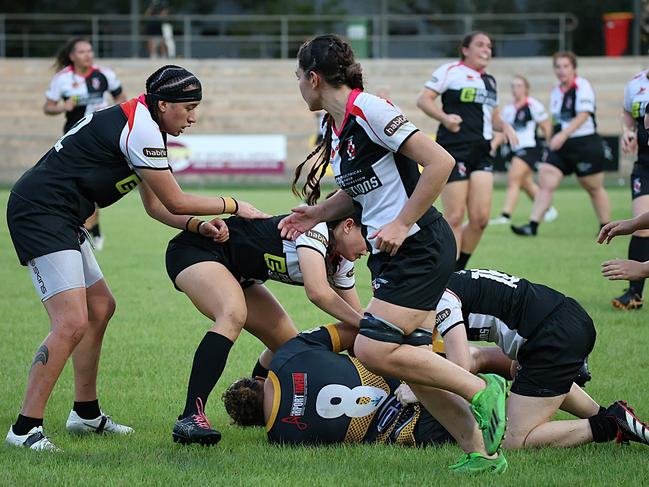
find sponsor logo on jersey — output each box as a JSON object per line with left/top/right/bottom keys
{"left": 330, "top": 143, "right": 339, "bottom": 161}
{"left": 346, "top": 267, "right": 355, "bottom": 278}
{"left": 335, "top": 167, "right": 383, "bottom": 197}
{"left": 633, "top": 177, "right": 641, "bottom": 194}
{"left": 435, "top": 308, "right": 451, "bottom": 326}
{"left": 304, "top": 229, "right": 328, "bottom": 247}
{"left": 280, "top": 415, "right": 308, "bottom": 430}
{"left": 372, "top": 277, "right": 389, "bottom": 291}
{"left": 345, "top": 136, "right": 356, "bottom": 160}
{"left": 632, "top": 101, "right": 643, "bottom": 119}
{"left": 459, "top": 87, "right": 497, "bottom": 106}
{"left": 264, "top": 253, "right": 287, "bottom": 273}
{"left": 429, "top": 75, "right": 438, "bottom": 83}
{"left": 290, "top": 372, "right": 307, "bottom": 417}
{"left": 143, "top": 147, "right": 168, "bottom": 158}
{"left": 376, "top": 396, "right": 402, "bottom": 433}
{"left": 384, "top": 115, "right": 408, "bottom": 136}
{"left": 115, "top": 173, "right": 141, "bottom": 194}
{"left": 91, "top": 77, "right": 102, "bottom": 90}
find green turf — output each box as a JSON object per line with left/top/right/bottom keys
{"left": 1, "top": 186, "right": 648, "bottom": 486}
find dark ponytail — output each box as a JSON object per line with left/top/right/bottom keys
{"left": 292, "top": 34, "right": 364, "bottom": 204}
{"left": 53, "top": 37, "right": 90, "bottom": 71}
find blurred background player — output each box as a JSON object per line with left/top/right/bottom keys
{"left": 417, "top": 31, "right": 518, "bottom": 270}
{"left": 490, "top": 75, "right": 558, "bottom": 225}
{"left": 44, "top": 37, "right": 127, "bottom": 250}
{"left": 512, "top": 51, "right": 611, "bottom": 237}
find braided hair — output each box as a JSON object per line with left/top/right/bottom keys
{"left": 145, "top": 65, "right": 202, "bottom": 123}
{"left": 292, "top": 34, "right": 364, "bottom": 205}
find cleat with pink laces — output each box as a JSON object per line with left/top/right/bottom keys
{"left": 172, "top": 398, "right": 221, "bottom": 446}
{"left": 606, "top": 400, "right": 649, "bottom": 446}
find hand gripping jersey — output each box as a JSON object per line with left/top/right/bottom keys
{"left": 434, "top": 270, "right": 566, "bottom": 352}
{"left": 550, "top": 76, "right": 597, "bottom": 138}
{"left": 45, "top": 65, "right": 123, "bottom": 133}
{"left": 225, "top": 217, "right": 355, "bottom": 288}
{"left": 330, "top": 89, "right": 441, "bottom": 252}
{"left": 266, "top": 326, "right": 449, "bottom": 446}
{"left": 501, "top": 97, "right": 549, "bottom": 151}
{"left": 623, "top": 70, "right": 649, "bottom": 167}
{"left": 11, "top": 95, "right": 169, "bottom": 227}
{"left": 425, "top": 61, "right": 498, "bottom": 144}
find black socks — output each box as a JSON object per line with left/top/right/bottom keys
{"left": 501, "top": 212, "right": 511, "bottom": 219}
{"left": 588, "top": 407, "right": 618, "bottom": 443}
{"left": 182, "top": 332, "right": 234, "bottom": 418}
{"left": 628, "top": 235, "right": 649, "bottom": 296}
{"left": 13, "top": 414, "right": 43, "bottom": 436}
{"left": 74, "top": 399, "right": 101, "bottom": 420}
{"left": 456, "top": 252, "right": 471, "bottom": 271}
{"left": 529, "top": 220, "right": 539, "bottom": 234}
{"left": 89, "top": 223, "right": 101, "bottom": 238}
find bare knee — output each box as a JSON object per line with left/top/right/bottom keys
{"left": 467, "top": 212, "right": 489, "bottom": 231}
{"left": 211, "top": 305, "right": 247, "bottom": 332}
{"left": 502, "top": 433, "right": 527, "bottom": 450}
{"left": 444, "top": 211, "right": 465, "bottom": 229}
{"left": 53, "top": 314, "right": 90, "bottom": 344}
{"left": 90, "top": 295, "right": 116, "bottom": 327}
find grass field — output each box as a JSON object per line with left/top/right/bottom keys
{"left": 1, "top": 185, "right": 649, "bottom": 486}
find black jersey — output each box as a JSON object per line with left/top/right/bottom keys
{"left": 266, "top": 326, "right": 446, "bottom": 446}
{"left": 623, "top": 71, "right": 649, "bottom": 167}
{"left": 425, "top": 62, "right": 498, "bottom": 145}
{"left": 45, "top": 65, "right": 123, "bottom": 133}
{"left": 330, "top": 89, "right": 441, "bottom": 253}
{"left": 11, "top": 96, "right": 168, "bottom": 227}
{"left": 438, "top": 270, "right": 565, "bottom": 339}
{"left": 170, "top": 216, "right": 355, "bottom": 288}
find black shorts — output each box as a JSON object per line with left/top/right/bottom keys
{"left": 367, "top": 216, "right": 456, "bottom": 311}
{"left": 631, "top": 163, "right": 649, "bottom": 200}
{"left": 7, "top": 192, "right": 85, "bottom": 265}
{"left": 165, "top": 231, "right": 257, "bottom": 290}
{"left": 542, "top": 134, "right": 605, "bottom": 177}
{"left": 443, "top": 140, "right": 494, "bottom": 183}
{"left": 414, "top": 408, "right": 455, "bottom": 447}
{"left": 512, "top": 297, "right": 596, "bottom": 397}
{"left": 512, "top": 145, "right": 543, "bottom": 171}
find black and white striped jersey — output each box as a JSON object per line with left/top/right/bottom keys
{"left": 549, "top": 76, "right": 597, "bottom": 138}
{"left": 11, "top": 95, "right": 168, "bottom": 226}
{"left": 434, "top": 269, "right": 565, "bottom": 342}
{"left": 330, "top": 89, "right": 441, "bottom": 253}
{"left": 424, "top": 61, "right": 498, "bottom": 144}
{"left": 623, "top": 70, "right": 649, "bottom": 167}
{"left": 45, "top": 64, "right": 123, "bottom": 133}
{"left": 501, "top": 97, "right": 548, "bottom": 150}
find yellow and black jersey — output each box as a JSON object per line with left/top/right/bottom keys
{"left": 265, "top": 325, "right": 452, "bottom": 447}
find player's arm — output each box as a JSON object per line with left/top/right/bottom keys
{"left": 539, "top": 118, "right": 553, "bottom": 144}
{"left": 43, "top": 98, "right": 75, "bottom": 115}
{"left": 333, "top": 286, "right": 363, "bottom": 315}
{"left": 438, "top": 324, "right": 474, "bottom": 372}
{"left": 621, "top": 110, "right": 637, "bottom": 154}
{"left": 297, "top": 246, "right": 363, "bottom": 326}
{"left": 138, "top": 179, "right": 229, "bottom": 242}
{"left": 491, "top": 107, "right": 519, "bottom": 147}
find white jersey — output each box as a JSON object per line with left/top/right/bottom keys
{"left": 549, "top": 76, "right": 597, "bottom": 138}
{"left": 425, "top": 61, "right": 498, "bottom": 143}
{"left": 435, "top": 290, "right": 526, "bottom": 360}
{"left": 330, "top": 89, "right": 441, "bottom": 253}
{"left": 623, "top": 70, "right": 649, "bottom": 167}
{"left": 500, "top": 97, "right": 548, "bottom": 150}
{"left": 45, "top": 64, "right": 123, "bottom": 132}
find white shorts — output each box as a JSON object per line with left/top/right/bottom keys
{"left": 27, "top": 240, "right": 104, "bottom": 302}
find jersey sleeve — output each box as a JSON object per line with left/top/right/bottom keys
{"left": 295, "top": 222, "right": 329, "bottom": 258}
{"left": 623, "top": 79, "right": 634, "bottom": 113}
{"left": 355, "top": 94, "right": 419, "bottom": 153}
{"left": 331, "top": 258, "right": 355, "bottom": 290}
{"left": 103, "top": 67, "right": 123, "bottom": 98}
{"left": 124, "top": 104, "right": 170, "bottom": 170}
{"left": 424, "top": 63, "right": 452, "bottom": 94}
{"left": 45, "top": 75, "right": 63, "bottom": 102}
{"left": 435, "top": 290, "right": 465, "bottom": 337}
{"left": 298, "top": 325, "right": 343, "bottom": 352}
{"left": 529, "top": 98, "right": 549, "bottom": 123}
{"left": 576, "top": 79, "right": 596, "bottom": 114}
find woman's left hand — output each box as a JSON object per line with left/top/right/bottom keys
{"left": 550, "top": 131, "right": 568, "bottom": 152}
{"left": 395, "top": 384, "right": 418, "bottom": 406}
{"left": 200, "top": 218, "right": 230, "bottom": 242}
{"left": 503, "top": 124, "right": 519, "bottom": 148}
{"left": 368, "top": 219, "right": 411, "bottom": 256}
{"left": 601, "top": 259, "right": 649, "bottom": 281}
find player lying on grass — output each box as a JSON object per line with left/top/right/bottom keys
{"left": 165, "top": 209, "right": 368, "bottom": 446}
{"left": 431, "top": 269, "right": 649, "bottom": 449}
{"left": 222, "top": 323, "right": 508, "bottom": 474}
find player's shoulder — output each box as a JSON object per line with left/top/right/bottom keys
{"left": 575, "top": 76, "right": 593, "bottom": 90}
{"left": 436, "top": 60, "right": 463, "bottom": 73}
{"left": 93, "top": 64, "right": 117, "bottom": 77}
{"left": 527, "top": 96, "right": 545, "bottom": 109}
{"left": 626, "top": 70, "right": 649, "bottom": 88}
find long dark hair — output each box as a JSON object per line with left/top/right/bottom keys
{"left": 292, "top": 34, "right": 364, "bottom": 205}
{"left": 459, "top": 31, "right": 491, "bottom": 60}
{"left": 53, "top": 37, "right": 91, "bottom": 71}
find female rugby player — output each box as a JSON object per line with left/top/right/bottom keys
{"left": 279, "top": 34, "right": 509, "bottom": 474}
{"left": 512, "top": 52, "right": 611, "bottom": 236}
{"left": 166, "top": 210, "right": 367, "bottom": 445}
{"left": 416, "top": 31, "right": 518, "bottom": 270}
{"left": 5, "top": 65, "right": 267, "bottom": 451}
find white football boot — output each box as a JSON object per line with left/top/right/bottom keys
{"left": 6, "top": 425, "right": 60, "bottom": 452}
{"left": 66, "top": 410, "right": 134, "bottom": 435}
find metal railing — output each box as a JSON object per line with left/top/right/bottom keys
{"left": 0, "top": 12, "right": 578, "bottom": 59}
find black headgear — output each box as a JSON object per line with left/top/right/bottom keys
{"left": 146, "top": 65, "right": 202, "bottom": 103}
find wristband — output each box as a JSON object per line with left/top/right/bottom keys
{"left": 185, "top": 216, "right": 195, "bottom": 231}
{"left": 197, "top": 221, "right": 206, "bottom": 234}
{"left": 223, "top": 197, "right": 238, "bottom": 214}
{"left": 187, "top": 217, "right": 203, "bottom": 233}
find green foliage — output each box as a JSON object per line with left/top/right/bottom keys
{"left": 1, "top": 186, "right": 649, "bottom": 485}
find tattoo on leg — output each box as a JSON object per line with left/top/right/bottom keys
{"left": 31, "top": 345, "right": 49, "bottom": 368}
